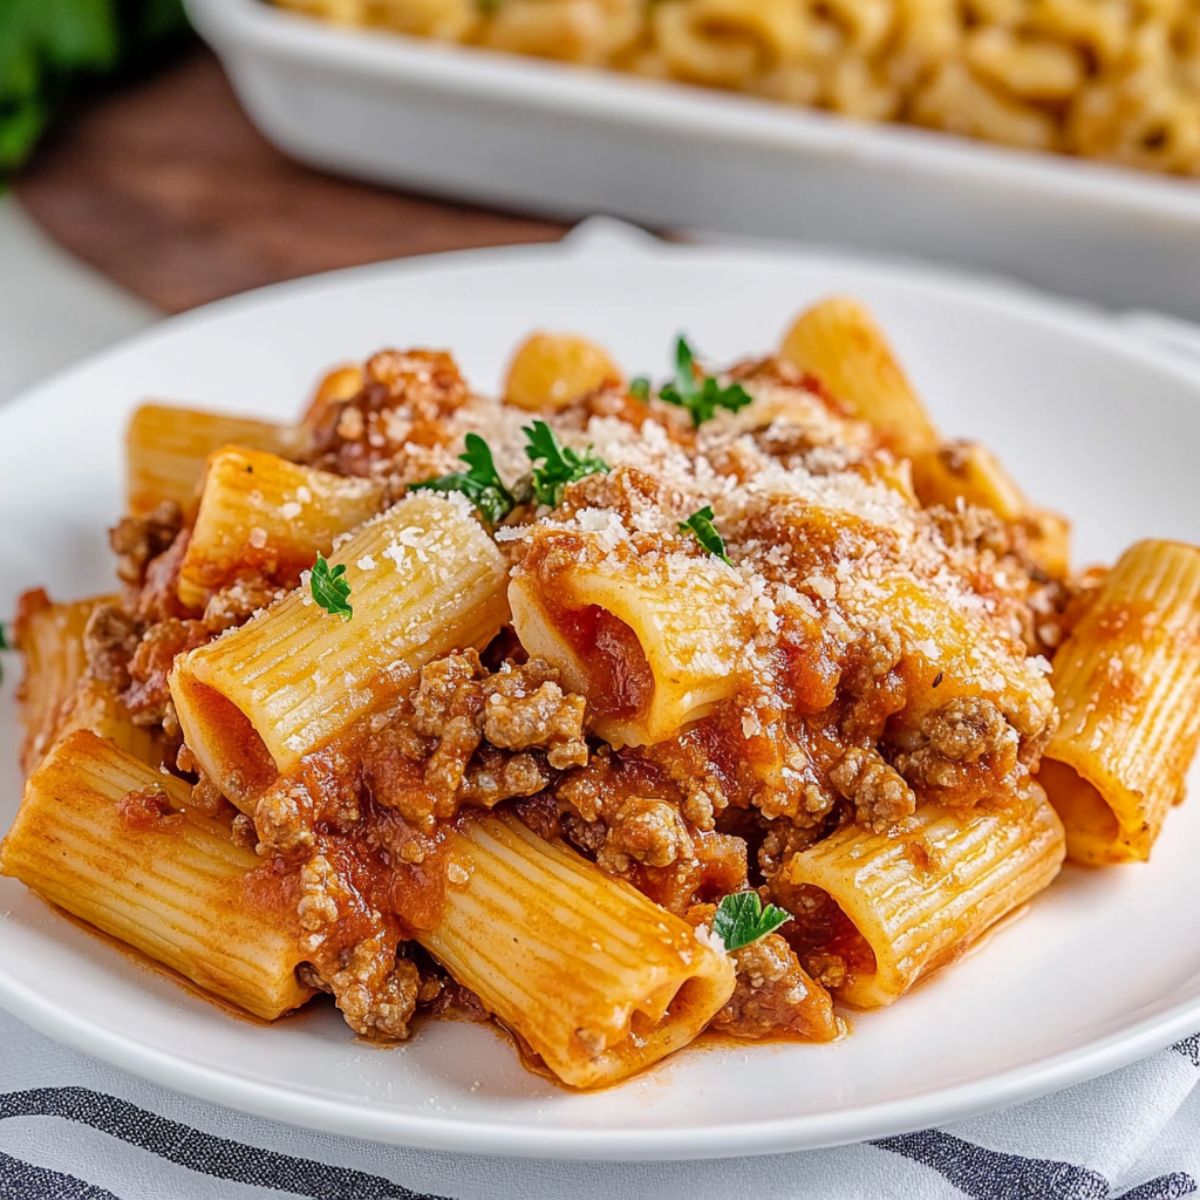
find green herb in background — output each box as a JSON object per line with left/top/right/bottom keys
{"left": 712, "top": 891, "right": 792, "bottom": 952}
{"left": 658, "top": 335, "right": 753, "bottom": 427}
{"left": 0, "top": 0, "right": 191, "bottom": 180}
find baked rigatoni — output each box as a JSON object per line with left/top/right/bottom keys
{"left": 0, "top": 731, "right": 311, "bottom": 1020}
{"left": 171, "top": 492, "right": 510, "bottom": 807}
{"left": 126, "top": 403, "right": 299, "bottom": 516}
{"left": 421, "top": 813, "right": 735, "bottom": 1088}
{"left": 1040, "top": 540, "right": 1200, "bottom": 864}
{"left": 5, "top": 302, "right": 1197, "bottom": 1092}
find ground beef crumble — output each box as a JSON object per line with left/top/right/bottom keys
{"left": 306, "top": 349, "right": 469, "bottom": 480}
{"left": 714, "top": 933, "right": 841, "bottom": 1043}
{"left": 358, "top": 651, "right": 588, "bottom": 830}
{"left": 892, "top": 695, "right": 1030, "bottom": 807}
{"left": 109, "top": 501, "right": 183, "bottom": 586}
{"left": 83, "top": 603, "right": 142, "bottom": 692}
{"left": 307, "top": 935, "right": 424, "bottom": 1041}
{"left": 829, "top": 746, "right": 917, "bottom": 834}
{"left": 685, "top": 903, "right": 840, "bottom": 1043}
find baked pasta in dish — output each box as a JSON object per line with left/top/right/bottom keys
{"left": 4, "top": 298, "right": 1199, "bottom": 1088}
{"left": 268, "top": 0, "right": 1200, "bottom": 178}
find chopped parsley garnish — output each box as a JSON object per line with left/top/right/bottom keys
{"left": 679, "top": 505, "right": 731, "bottom": 565}
{"left": 523, "top": 419, "right": 609, "bottom": 508}
{"left": 658, "top": 336, "right": 753, "bottom": 427}
{"left": 629, "top": 375, "right": 651, "bottom": 402}
{"left": 0, "top": 620, "right": 9, "bottom": 686}
{"left": 310, "top": 552, "right": 352, "bottom": 621}
{"left": 411, "top": 432, "right": 514, "bottom": 524}
{"left": 713, "top": 891, "right": 792, "bottom": 953}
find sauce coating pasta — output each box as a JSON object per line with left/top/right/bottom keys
{"left": 3, "top": 305, "right": 1196, "bottom": 1088}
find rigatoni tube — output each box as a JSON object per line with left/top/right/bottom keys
{"left": 775, "top": 789, "right": 1064, "bottom": 1007}
{"left": 1040, "top": 540, "right": 1200, "bottom": 864}
{"left": 177, "top": 446, "right": 384, "bottom": 608}
{"left": 509, "top": 554, "right": 747, "bottom": 748}
{"left": 420, "top": 813, "right": 736, "bottom": 1088}
{"left": 14, "top": 592, "right": 106, "bottom": 773}
{"left": 780, "top": 296, "right": 939, "bottom": 460}
{"left": 0, "top": 730, "right": 311, "bottom": 1020}
{"left": 503, "top": 332, "right": 621, "bottom": 412}
{"left": 126, "top": 403, "right": 299, "bottom": 516}
{"left": 170, "top": 493, "right": 511, "bottom": 807}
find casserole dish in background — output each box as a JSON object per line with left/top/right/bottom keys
{"left": 188, "top": 0, "right": 1200, "bottom": 319}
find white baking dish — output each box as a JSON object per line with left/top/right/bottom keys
{"left": 188, "top": 0, "right": 1200, "bottom": 319}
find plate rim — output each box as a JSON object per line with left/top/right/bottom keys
{"left": 3, "top": 233, "right": 1200, "bottom": 1159}
{"left": 3, "top": 955, "right": 1199, "bottom": 1160}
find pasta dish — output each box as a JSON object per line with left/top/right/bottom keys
{"left": 4, "top": 297, "right": 1199, "bottom": 1089}
{"left": 269, "top": 0, "right": 1200, "bottom": 178}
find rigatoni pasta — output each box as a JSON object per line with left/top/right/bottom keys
{"left": 171, "top": 492, "right": 511, "bottom": 807}
{"left": 509, "top": 546, "right": 747, "bottom": 747}
{"left": 775, "top": 788, "right": 1065, "bottom": 1006}
{"left": 504, "top": 333, "right": 622, "bottom": 412}
{"left": 126, "top": 403, "right": 299, "bottom": 516}
{"left": 780, "top": 296, "right": 939, "bottom": 460}
{"left": 1040, "top": 540, "right": 1200, "bottom": 864}
{"left": 4, "top": 300, "right": 1197, "bottom": 1090}
{"left": 177, "top": 446, "right": 384, "bottom": 608}
{"left": 13, "top": 591, "right": 105, "bottom": 772}
{"left": 421, "top": 813, "right": 735, "bottom": 1087}
{"left": 0, "top": 731, "right": 311, "bottom": 1020}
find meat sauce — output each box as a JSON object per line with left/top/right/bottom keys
{"left": 70, "top": 345, "right": 1070, "bottom": 1061}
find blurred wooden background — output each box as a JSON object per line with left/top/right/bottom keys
{"left": 15, "top": 49, "right": 570, "bottom": 313}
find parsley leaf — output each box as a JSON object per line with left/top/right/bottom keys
{"left": 523, "top": 420, "right": 609, "bottom": 508}
{"left": 411, "top": 432, "right": 514, "bottom": 524}
{"left": 0, "top": 621, "right": 8, "bottom": 651}
{"left": 0, "top": 0, "right": 191, "bottom": 178}
{"left": 629, "top": 375, "right": 651, "bottom": 401}
{"left": 712, "top": 891, "right": 792, "bottom": 953}
{"left": 679, "top": 505, "right": 731, "bottom": 565}
{"left": 658, "top": 336, "right": 753, "bottom": 427}
{"left": 310, "top": 552, "right": 352, "bottom": 621}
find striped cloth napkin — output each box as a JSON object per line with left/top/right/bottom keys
{"left": 2, "top": 1011, "right": 1198, "bottom": 1199}
{"left": 4, "top": 201, "right": 1200, "bottom": 1200}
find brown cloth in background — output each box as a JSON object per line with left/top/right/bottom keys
{"left": 15, "top": 49, "right": 569, "bottom": 314}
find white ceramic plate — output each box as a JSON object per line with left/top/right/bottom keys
{"left": 186, "top": 0, "right": 1200, "bottom": 321}
{"left": 3, "top": 230, "right": 1200, "bottom": 1161}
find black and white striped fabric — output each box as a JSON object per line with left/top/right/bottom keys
{"left": 2, "top": 1011, "right": 1198, "bottom": 1199}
